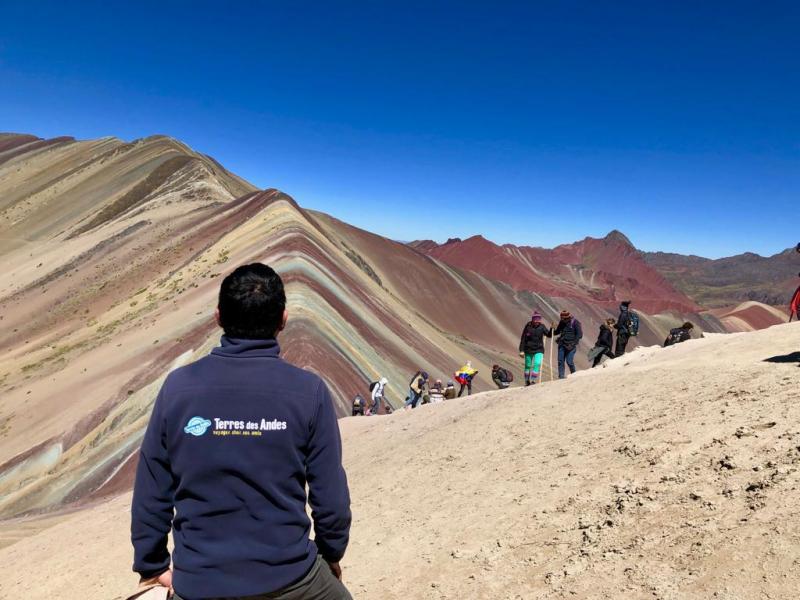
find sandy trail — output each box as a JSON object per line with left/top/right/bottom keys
{"left": 1, "top": 324, "right": 798, "bottom": 600}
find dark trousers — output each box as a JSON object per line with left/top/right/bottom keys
{"left": 615, "top": 333, "right": 630, "bottom": 357}
{"left": 592, "top": 347, "right": 615, "bottom": 367}
{"left": 458, "top": 381, "right": 472, "bottom": 396}
{"left": 557, "top": 345, "right": 577, "bottom": 379}
{"left": 173, "top": 556, "right": 352, "bottom": 600}
{"left": 492, "top": 377, "right": 510, "bottom": 389}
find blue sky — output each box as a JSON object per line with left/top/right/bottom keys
{"left": 1, "top": 1, "right": 798, "bottom": 258}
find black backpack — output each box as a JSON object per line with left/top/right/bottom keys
{"left": 664, "top": 328, "right": 688, "bottom": 347}
{"left": 629, "top": 311, "right": 640, "bottom": 336}
{"left": 503, "top": 368, "right": 514, "bottom": 382}
{"left": 369, "top": 381, "right": 379, "bottom": 393}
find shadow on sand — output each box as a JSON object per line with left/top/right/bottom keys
{"left": 763, "top": 351, "right": 800, "bottom": 364}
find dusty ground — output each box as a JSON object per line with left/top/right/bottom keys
{"left": 0, "top": 324, "right": 798, "bottom": 599}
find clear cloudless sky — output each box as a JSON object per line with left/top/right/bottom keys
{"left": 1, "top": 1, "right": 798, "bottom": 258}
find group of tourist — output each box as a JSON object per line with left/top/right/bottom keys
{"left": 353, "top": 300, "right": 702, "bottom": 415}
{"left": 352, "top": 362, "right": 481, "bottom": 416}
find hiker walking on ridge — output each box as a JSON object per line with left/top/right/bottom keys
{"left": 368, "top": 377, "right": 388, "bottom": 415}
{"left": 518, "top": 311, "right": 553, "bottom": 385}
{"left": 614, "top": 300, "right": 638, "bottom": 356}
{"left": 491, "top": 364, "right": 513, "bottom": 389}
{"left": 589, "top": 318, "right": 616, "bottom": 367}
{"left": 455, "top": 361, "right": 478, "bottom": 396}
{"left": 404, "top": 370, "right": 428, "bottom": 409}
{"left": 664, "top": 322, "right": 694, "bottom": 346}
{"left": 131, "top": 263, "right": 352, "bottom": 600}
{"left": 554, "top": 310, "right": 583, "bottom": 379}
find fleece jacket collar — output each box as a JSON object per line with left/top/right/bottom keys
{"left": 211, "top": 336, "right": 281, "bottom": 358}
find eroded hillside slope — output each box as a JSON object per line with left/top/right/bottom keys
{"left": 1, "top": 134, "right": 727, "bottom": 520}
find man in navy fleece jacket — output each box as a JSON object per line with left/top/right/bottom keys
{"left": 131, "top": 263, "right": 352, "bottom": 599}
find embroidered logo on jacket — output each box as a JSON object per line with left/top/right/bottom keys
{"left": 184, "top": 416, "right": 212, "bottom": 436}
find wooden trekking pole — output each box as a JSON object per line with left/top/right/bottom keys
{"left": 548, "top": 333, "right": 554, "bottom": 382}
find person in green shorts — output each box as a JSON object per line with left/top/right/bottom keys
{"left": 518, "top": 311, "right": 553, "bottom": 385}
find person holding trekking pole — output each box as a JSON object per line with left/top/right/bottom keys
{"left": 518, "top": 311, "right": 552, "bottom": 386}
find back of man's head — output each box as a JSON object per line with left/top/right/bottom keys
{"left": 218, "top": 263, "right": 286, "bottom": 339}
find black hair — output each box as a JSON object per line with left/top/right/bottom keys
{"left": 218, "top": 263, "right": 286, "bottom": 339}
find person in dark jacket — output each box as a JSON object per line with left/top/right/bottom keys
{"left": 614, "top": 300, "right": 633, "bottom": 357}
{"left": 352, "top": 394, "right": 365, "bottom": 416}
{"left": 131, "top": 264, "right": 352, "bottom": 600}
{"left": 491, "top": 364, "right": 512, "bottom": 389}
{"left": 554, "top": 310, "right": 582, "bottom": 379}
{"left": 518, "top": 311, "right": 553, "bottom": 385}
{"left": 404, "top": 370, "right": 428, "bottom": 409}
{"left": 590, "top": 318, "right": 616, "bottom": 367}
{"left": 664, "top": 321, "right": 694, "bottom": 346}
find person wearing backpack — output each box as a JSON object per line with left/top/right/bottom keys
{"left": 553, "top": 311, "right": 582, "bottom": 379}
{"left": 518, "top": 311, "right": 553, "bottom": 385}
{"left": 614, "top": 301, "right": 638, "bottom": 356}
{"left": 368, "top": 377, "right": 388, "bottom": 415}
{"left": 404, "top": 371, "right": 428, "bottom": 409}
{"left": 664, "top": 322, "right": 694, "bottom": 346}
{"left": 589, "top": 318, "right": 617, "bottom": 367}
{"left": 491, "top": 364, "right": 513, "bottom": 389}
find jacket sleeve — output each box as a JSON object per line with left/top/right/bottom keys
{"left": 519, "top": 326, "right": 526, "bottom": 353}
{"left": 575, "top": 320, "right": 583, "bottom": 341}
{"left": 307, "top": 380, "right": 352, "bottom": 562}
{"left": 554, "top": 321, "right": 564, "bottom": 335}
{"left": 131, "top": 386, "right": 176, "bottom": 579}
{"left": 545, "top": 326, "right": 553, "bottom": 338}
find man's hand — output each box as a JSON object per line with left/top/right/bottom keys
{"left": 157, "top": 569, "right": 173, "bottom": 591}
{"left": 326, "top": 560, "right": 342, "bottom": 580}
{"left": 518, "top": 352, "right": 524, "bottom": 357}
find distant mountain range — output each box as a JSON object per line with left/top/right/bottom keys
{"left": 412, "top": 236, "right": 798, "bottom": 312}
{"left": 642, "top": 248, "right": 798, "bottom": 308}
{"left": 410, "top": 231, "right": 701, "bottom": 314}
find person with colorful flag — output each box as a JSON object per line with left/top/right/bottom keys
{"left": 454, "top": 362, "right": 479, "bottom": 396}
